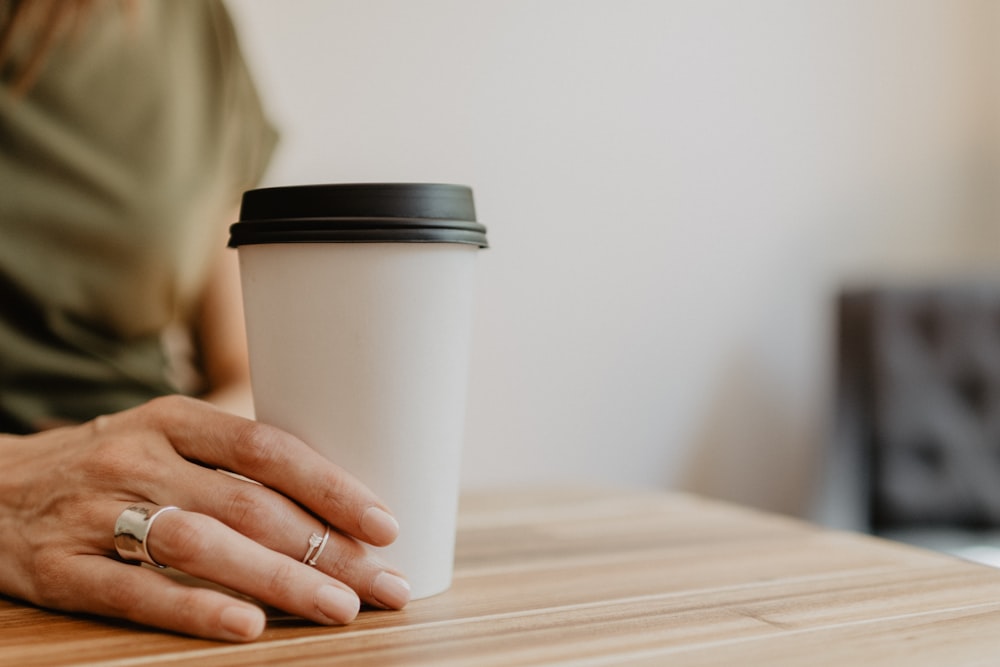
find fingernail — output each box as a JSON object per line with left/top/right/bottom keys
{"left": 220, "top": 605, "right": 265, "bottom": 641}
{"left": 315, "top": 585, "right": 360, "bottom": 624}
{"left": 372, "top": 572, "right": 411, "bottom": 609}
{"left": 361, "top": 506, "right": 400, "bottom": 545}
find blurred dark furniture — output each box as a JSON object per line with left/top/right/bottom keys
{"left": 835, "top": 282, "right": 1000, "bottom": 535}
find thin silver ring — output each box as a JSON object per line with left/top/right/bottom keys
{"left": 114, "top": 503, "right": 181, "bottom": 568}
{"left": 303, "top": 525, "right": 330, "bottom": 566}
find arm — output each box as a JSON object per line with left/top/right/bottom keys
{"left": 196, "top": 230, "right": 255, "bottom": 419}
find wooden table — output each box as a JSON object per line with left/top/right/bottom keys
{"left": 5, "top": 488, "right": 1000, "bottom": 666}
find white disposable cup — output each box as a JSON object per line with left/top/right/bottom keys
{"left": 229, "top": 183, "right": 487, "bottom": 600}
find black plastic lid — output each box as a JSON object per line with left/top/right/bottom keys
{"left": 228, "top": 183, "right": 488, "bottom": 248}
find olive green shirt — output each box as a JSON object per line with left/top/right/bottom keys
{"left": 0, "top": 0, "right": 278, "bottom": 433}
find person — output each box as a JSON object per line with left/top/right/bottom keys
{"left": 0, "top": 0, "right": 410, "bottom": 643}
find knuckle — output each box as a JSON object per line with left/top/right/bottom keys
{"left": 132, "top": 395, "right": 174, "bottom": 424}
{"left": 84, "top": 432, "right": 165, "bottom": 486}
{"left": 145, "top": 394, "right": 197, "bottom": 415}
{"left": 159, "top": 587, "right": 206, "bottom": 628}
{"left": 83, "top": 413, "right": 171, "bottom": 485}
{"left": 231, "top": 422, "right": 283, "bottom": 470}
{"left": 260, "top": 559, "right": 300, "bottom": 600}
{"left": 157, "top": 515, "right": 210, "bottom": 564}
{"left": 322, "top": 539, "right": 366, "bottom": 579}
{"left": 222, "top": 486, "right": 271, "bottom": 540}
{"left": 315, "top": 472, "right": 356, "bottom": 517}
{"left": 99, "top": 571, "right": 146, "bottom": 616}
{"left": 138, "top": 395, "right": 202, "bottom": 430}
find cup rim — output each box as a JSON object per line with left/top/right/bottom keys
{"left": 229, "top": 183, "right": 487, "bottom": 248}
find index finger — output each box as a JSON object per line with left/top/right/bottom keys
{"left": 139, "top": 396, "right": 400, "bottom": 547}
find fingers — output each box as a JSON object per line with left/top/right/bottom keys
{"left": 165, "top": 468, "right": 410, "bottom": 610}
{"left": 69, "top": 556, "right": 267, "bottom": 643}
{"left": 137, "top": 397, "right": 398, "bottom": 547}
{"left": 295, "top": 525, "right": 412, "bottom": 610}
{"left": 143, "top": 509, "right": 363, "bottom": 627}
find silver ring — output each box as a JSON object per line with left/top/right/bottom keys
{"left": 114, "top": 503, "right": 181, "bottom": 568}
{"left": 302, "top": 525, "right": 330, "bottom": 566}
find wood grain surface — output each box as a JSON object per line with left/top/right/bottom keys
{"left": 4, "top": 488, "right": 1000, "bottom": 666}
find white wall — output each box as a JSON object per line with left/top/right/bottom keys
{"left": 227, "top": 0, "right": 1000, "bottom": 516}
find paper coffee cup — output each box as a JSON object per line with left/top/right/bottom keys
{"left": 228, "top": 183, "right": 488, "bottom": 600}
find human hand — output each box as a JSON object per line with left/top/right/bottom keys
{"left": 0, "top": 395, "right": 410, "bottom": 642}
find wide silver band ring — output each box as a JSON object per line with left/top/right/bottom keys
{"left": 114, "top": 503, "right": 181, "bottom": 568}
{"left": 303, "top": 525, "right": 330, "bottom": 566}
